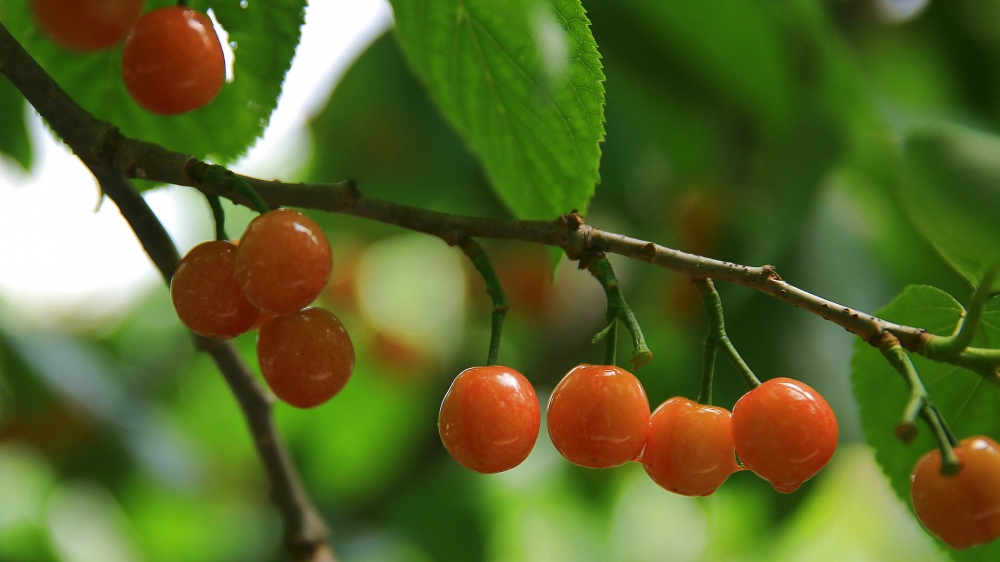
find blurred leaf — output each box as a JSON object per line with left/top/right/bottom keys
{"left": 0, "top": 0, "right": 304, "bottom": 167}
{"left": 901, "top": 123, "right": 1000, "bottom": 291}
{"left": 851, "top": 285, "right": 1000, "bottom": 559}
{"left": 0, "top": 79, "right": 31, "bottom": 171}
{"left": 389, "top": 0, "right": 606, "bottom": 220}
{"left": 305, "top": 32, "right": 505, "bottom": 220}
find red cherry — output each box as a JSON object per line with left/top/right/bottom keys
{"left": 911, "top": 436, "right": 1000, "bottom": 549}
{"left": 642, "top": 397, "right": 740, "bottom": 496}
{"left": 235, "top": 209, "right": 333, "bottom": 315}
{"left": 438, "top": 366, "right": 541, "bottom": 473}
{"left": 257, "top": 307, "right": 354, "bottom": 408}
{"left": 547, "top": 364, "right": 650, "bottom": 468}
{"left": 121, "top": 7, "right": 225, "bottom": 114}
{"left": 731, "top": 377, "right": 838, "bottom": 493}
{"left": 170, "top": 240, "right": 259, "bottom": 339}
{"left": 31, "top": 0, "right": 144, "bottom": 52}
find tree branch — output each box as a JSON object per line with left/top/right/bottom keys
{"left": 0, "top": 22, "right": 335, "bottom": 562}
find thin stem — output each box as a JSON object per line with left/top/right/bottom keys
{"left": 698, "top": 340, "right": 717, "bottom": 405}
{"left": 459, "top": 239, "right": 509, "bottom": 367}
{"left": 880, "top": 334, "right": 962, "bottom": 475}
{"left": 696, "top": 279, "right": 761, "bottom": 389}
{"left": 604, "top": 317, "right": 619, "bottom": 366}
{"left": 924, "top": 265, "right": 998, "bottom": 360}
{"left": 207, "top": 194, "right": 229, "bottom": 241}
{"left": 583, "top": 253, "right": 653, "bottom": 369}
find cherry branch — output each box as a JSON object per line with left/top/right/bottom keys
{"left": 0, "top": 23, "right": 334, "bottom": 562}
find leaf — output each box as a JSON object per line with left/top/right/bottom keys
{"left": 901, "top": 122, "right": 1000, "bottom": 291}
{"left": 389, "top": 0, "right": 606, "bottom": 221}
{"left": 0, "top": 0, "right": 304, "bottom": 169}
{"left": 0, "top": 78, "right": 32, "bottom": 171}
{"left": 851, "top": 285, "right": 1000, "bottom": 559}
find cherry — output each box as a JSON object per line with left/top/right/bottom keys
{"left": 438, "top": 366, "right": 540, "bottom": 473}
{"left": 547, "top": 364, "right": 650, "bottom": 468}
{"left": 257, "top": 307, "right": 354, "bottom": 409}
{"left": 731, "top": 377, "right": 838, "bottom": 493}
{"left": 32, "top": 0, "right": 144, "bottom": 52}
{"left": 642, "top": 397, "right": 740, "bottom": 496}
{"left": 911, "top": 436, "right": 1000, "bottom": 549}
{"left": 235, "top": 209, "right": 333, "bottom": 315}
{"left": 121, "top": 6, "right": 225, "bottom": 114}
{"left": 170, "top": 240, "right": 259, "bottom": 339}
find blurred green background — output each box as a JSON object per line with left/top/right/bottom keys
{"left": 2, "top": 0, "right": 999, "bottom": 560}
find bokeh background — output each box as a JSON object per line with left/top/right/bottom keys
{"left": 0, "top": 0, "right": 993, "bottom": 560}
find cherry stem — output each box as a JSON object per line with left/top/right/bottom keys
{"left": 698, "top": 339, "right": 717, "bottom": 406}
{"left": 459, "top": 239, "right": 509, "bottom": 367}
{"left": 203, "top": 164, "right": 272, "bottom": 214}
{"left": 206, "top": 194, "right": 229, "bottom": 241}
{"left": 584, "top": 253, "right": 653, "bottom": 369}
{"left": 924, "top": 265, "right": 997, "bottom": 360}
{"left": 696, "top": 278, "right": 761, "bottom": 390}
{"left": 880, "top": 334, "right": 962, "bottom": 475}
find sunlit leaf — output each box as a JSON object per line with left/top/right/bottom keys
{"left": 851, "top": 285, "right": 1000, "bottom": 559}
{"left": 389, "top": 0, "right": 606, "bottom": 221}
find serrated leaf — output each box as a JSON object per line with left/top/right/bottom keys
{"left": 901, "top": 123, "right": 1000, "bottom": 292}
{"left": 0, "top": 78, "right": 32, "bottom": 171}
{"left": 852, "top": 285, "right": 1000, "bottom": 559}
{"left": 389, "top": 0, "right": 605, "bottom": 221}
{"left": 0, "top": 0, "right": 304, "bottom": 171}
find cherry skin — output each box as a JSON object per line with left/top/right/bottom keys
{"left": 547, "top": 364, "right": 650, "bottom": 468}
{"left": 642, "top": 397, "right": 741, "bottom": 496}
{"left": 235, "top": 209, "right": 333, "bottom": 315}
{"left": 438, "top": 366, "right": 541, "bottom": 473}
{"left": 121, "top": 7, "right": 225, "bottom": 114}
{"left": 911, "top": 436, "right": 1000, "bottom": 549}
{"left": 32, "top": 0, "right": 144, "bottom": 52}
{"left": 731, "top": 377, "right": 838, "bottom": 493}
{"left": 170, "top": 240, "right": 260, "bottom": 339}
{"left": 257, "top": 307, "right": 354, "bottom": 408}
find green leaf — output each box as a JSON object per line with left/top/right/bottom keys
{"left": 851, "top": 285, "right": 1000, "bottom": 558}
{"left": 0, "top": 78, "right": 32, "bottom": 171}
{"left": 0, "top": 0, "right": 304, "bottom": 168}
{"left": 389, "top": 0, "right": 606, "bottom": 221}
{"left": 901, "top": 122, "right": 1000, "bottom": 291}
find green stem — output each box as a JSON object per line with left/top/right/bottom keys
{"left": 203, "top": 165, "right": 272, "bottom": 214}
{"left": 459, "top": 239, "right": 509, "bottom": 367}
{"left": 584, "top": 253, "right": 653, "bottom": 369}
{"left": 698, "top": 340, "right": 717, "bottom": 405}
{"left": 206, "top": 194, "right": 229, "bottom": 241}
{"left": 696, "top": 278, "right": 760, "bottom": 389}
{"left": 924, "top": 265, "right": 997, "bottom": 360}
{"left": 881, "top": 339, "right": 962, "bottom": 475}
{"left": 604, "top": 317, "right": 619, "bottom": 366}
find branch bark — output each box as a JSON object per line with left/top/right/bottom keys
{"left": 1, "top": 22, "right": 334, "bottom": 562}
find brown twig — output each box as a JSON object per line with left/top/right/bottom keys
{"left": 0, "top": 22, "right": 334, "bottom": 562}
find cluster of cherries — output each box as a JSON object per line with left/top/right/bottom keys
{"left": 170, "top": 208, "right": 355, "bottom": 409}
{"left": 438, "top": 364, "right": 838, "bottom": 496}
{"left": 32, "top": 0, "right": 225, "bottom": 114}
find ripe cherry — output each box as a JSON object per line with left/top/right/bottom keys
{"left": 547, "top": 364, "right": 650, "bottom": 468}
{"left": 32, "top": 0, "right": 144, "bottom": 52}
{"left": 235, "top": 209, "right": 333, "bottom": 315}
{"left": 170, "top": 240, "right": 259, "bottom": 339}
{"left": 642, "top": 397, "right": 740, "bottom": 496}
{"left": 911, "top": 436, "right": 1000, "bottom": 549}
{"left": 731, "top": 377, "right": 838, "bottom": 493}
{"left": 438, "top": 366, "right": 541, "bottom": 473}
{"left": 257, "top": 307, "right": 354, "bottom": 409}
{"left": 121, "top": 7, "right": 225, "bottom": 114}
